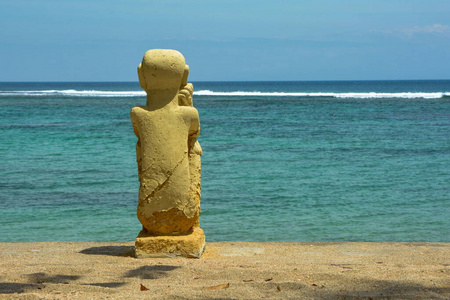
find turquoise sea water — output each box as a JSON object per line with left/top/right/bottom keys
{"left": 1, "top": 81, "right": 449, "bottom": 242}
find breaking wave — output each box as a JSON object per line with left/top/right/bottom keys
{"left": 195, "top": 90, "right": 450, "bottom": 99}
{"left": 0, "top": 90, "right": 146, "bottom": 97}
{"left": 1, "top": 89, "right": 449, "bottom": 99}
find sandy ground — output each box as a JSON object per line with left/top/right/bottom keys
{"left": 0, "top": 241, "right": 448, "bottom": 299}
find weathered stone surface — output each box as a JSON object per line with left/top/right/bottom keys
{"left": 131, "top": 49, "right": 204, "bottom": 258}
{"left": 135, "top": 227, "right": 206, "bottom": 258}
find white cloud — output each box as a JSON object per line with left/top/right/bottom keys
{"left": 400, "top": 24, "right": 450, "bottom": 36}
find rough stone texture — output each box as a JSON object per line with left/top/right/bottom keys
{"left": 131, "top": 49, "right": 204, "bottom": 258}
{"left": 179, "top": 81, "right": 203, "bottom": 227}
{"left": 135, "top": 227, "right": 206, "bottom": 258}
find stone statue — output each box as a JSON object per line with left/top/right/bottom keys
{"left": 178, "top": 81, "right": 203, "bottom": 224}
{"left": 131, "top": 49, "right": 205, "bottom": 258}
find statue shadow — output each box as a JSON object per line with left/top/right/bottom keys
{"left": 79, "top": 245, "right": 135, "bottom": 257}
{"left": 124, "top": 265, "right": 181, "bottom": 280}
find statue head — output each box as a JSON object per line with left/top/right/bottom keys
{"left": 178, "top": 83, "right": 194, "bottom": 106}
{"left": 138, "top": 49, "right": 189, "bottom": 93}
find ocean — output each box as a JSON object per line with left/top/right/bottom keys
{"left": 0, "top": 80, "right": 449, "bottom": 243}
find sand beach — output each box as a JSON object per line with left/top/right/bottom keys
{"left": 0, "top": 241, "right": 448, "bottom": 299}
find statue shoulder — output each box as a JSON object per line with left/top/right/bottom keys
{"left": 131, "top": 105, "right": 145, "bottom": 113}
{"left": 177, "top": 106, "right": 199, "bottom": 120}
{"left": 130, "top": 106, "right": 147, "bottom": 118}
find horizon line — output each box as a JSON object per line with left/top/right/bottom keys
{"left": 1, "top": 79, "right": 450, "bottom": 84}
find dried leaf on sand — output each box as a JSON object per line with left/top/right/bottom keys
{"left": 203, "top": 283, "right": 230, "bottom": 290}
{"left": 330, "top": 264, "right": 353, "bottom": 269}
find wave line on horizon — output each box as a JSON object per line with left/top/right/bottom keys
{"left": 195, "top": 90, "right": 450, "bottom": 99}
{"left": 1, "top": 89, "right": 449, "bottom": 99}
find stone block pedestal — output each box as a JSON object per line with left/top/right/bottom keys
{"left": 135, "top": 227, "right": 205, "bottom": 258}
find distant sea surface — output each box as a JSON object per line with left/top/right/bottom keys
{"left": 1, "top": 80, "right": 449, "bottom": 243}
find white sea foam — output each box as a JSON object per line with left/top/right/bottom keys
{"left": 0, "top": 90, "right": 146, "bottom": 97}
{"left": 194, "top": 90, "right": 450, "bottom": 99}
{"left": 1, "top": 89, "right": 449, "bottom": 99}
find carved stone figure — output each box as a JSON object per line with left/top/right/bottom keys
{"left": 131, "top": 49, "right": 205, "bottom": 258}
{"left": 178, "top": 81, "right": 203, "bottom": 223}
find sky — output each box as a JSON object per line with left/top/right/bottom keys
{"left": 0, "top": 0, "right": 449, "bottom": 81}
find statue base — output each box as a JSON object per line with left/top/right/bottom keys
{"left": 134, "top": 227, "right": 205, "bottom": 258}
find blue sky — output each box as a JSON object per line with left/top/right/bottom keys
{"left": 1, "top": 0, "right": 449, "bottom": 81}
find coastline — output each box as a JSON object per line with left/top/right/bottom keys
{"left": 0, "top": 241, "right": 448, "bottom": 299}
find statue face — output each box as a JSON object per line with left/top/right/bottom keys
{"left": 178, "top": 90, "right": 192, "bottom": 106}
{"left": 178, "top": 83, "right": 194, "bottom": 106}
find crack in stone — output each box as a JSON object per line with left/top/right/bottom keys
{"left": 144, "top": 153, "right": 187, "bottom": 203}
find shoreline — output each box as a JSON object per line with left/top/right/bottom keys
{"left": 1, "top": 241, "right": 448, "bottom": 299}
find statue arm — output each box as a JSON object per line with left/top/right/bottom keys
{"left": 130, "top": 108, "right": 140, "bottom": 138}
{"left": 187, "top": 109, "right": 200, "bottom": 151}
{"left": 130, "top": 108, "right": 143, "bottom": 181}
